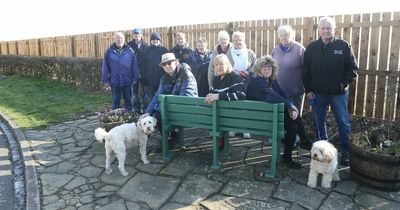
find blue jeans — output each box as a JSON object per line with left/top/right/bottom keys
{"left": 313, "top": 92, "right": 351, "bottom": 153}
{"left": 111, "top": 85, "right": 132, "bottom": 111}
{"left": 132, "top": 81, "right": 141, "bottom": 112}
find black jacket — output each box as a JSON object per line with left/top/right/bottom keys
{"left": 303, "top": 37, "right": 358, "bottom": 95}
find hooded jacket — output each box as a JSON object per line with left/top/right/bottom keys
{"left": 145, "top": 63, "right": 198, "bottom": 114}
{"left": 101, "top": 43, "right": 139, "bottom": 86}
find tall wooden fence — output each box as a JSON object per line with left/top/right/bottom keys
{"left": 1, "top": 12, "right": 399, "bottom": 120}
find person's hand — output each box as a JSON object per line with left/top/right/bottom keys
{"left": 139, "top": 112, "right": 150, "bottom": 121}
{"left": 205, "top": 93, "right": 219, "bottom": 104}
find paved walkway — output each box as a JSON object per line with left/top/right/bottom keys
{"left": 0, "top": 126, "right": 14, "bottom": 209}
{"left": 7, "top": 115, "right": 400, "bottom": 209}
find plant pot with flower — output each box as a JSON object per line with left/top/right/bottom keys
{"left": 96, "top": 108, "right": 139, "bottom": 131}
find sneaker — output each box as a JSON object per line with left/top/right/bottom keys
{"left": 229, "top": 132, "right": 236, "bottom": 137}
{"left": 340, "top": 153, "right": 350, "bottom": 166}
{"left": 281, "top": 156, "right": 302, "bottom": 169}
{"left": 299, "top": 140, "right": 313, "bottom": 151}
{"left": 243, "top": 133, "right": 251, "bottom": 139}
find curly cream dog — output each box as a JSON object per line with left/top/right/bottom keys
{"left": 307, "top": 140, "right": 340, "bottom": 188}
{"left": 94, "top": 116, "right": 157, "bottom": 176}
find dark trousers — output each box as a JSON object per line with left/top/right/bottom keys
{"left": 282, "top": 111, "right": 309, "bottom": 161}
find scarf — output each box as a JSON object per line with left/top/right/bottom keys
{"left": 231, "top": 47, "right": 248, "bottom": 71}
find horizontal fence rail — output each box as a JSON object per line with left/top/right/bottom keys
{"left": 0, "top": 11, "right": 399, "bottom": 120}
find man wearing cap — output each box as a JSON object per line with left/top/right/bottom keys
{"left": 102, "top": 32, "right": 139, "bottom": 111}
{"left": 128, "top": 28, "right": 149, "bottom": 113}
{"left": 141, "top": 32, "right": 168, "bottom": 110}
{"left": 141, "top": 53, "right": 198, "bottom": 130}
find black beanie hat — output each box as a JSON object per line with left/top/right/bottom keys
{"left": 150, "top": 32, "right": 161, "bottom": 41}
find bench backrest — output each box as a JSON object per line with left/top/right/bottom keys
{"left": 159, "top": 95, "right": 284, "bottom": 138}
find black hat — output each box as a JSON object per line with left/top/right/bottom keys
{"left": 150, "top": 32, "right": 161, "bottom": 41}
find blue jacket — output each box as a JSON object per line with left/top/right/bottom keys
{"left": 247, "top": 74, "right": 293, "bottom": 109}
{"left": 101, "top": 43, "right": 139, "bottom": 86}
{"left": 145, "top": 63, "right": 198, "bottom": 114}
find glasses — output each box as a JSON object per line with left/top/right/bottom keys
{"left": 261, "top": 65, "right": 273, "bottom": 69}
{"left": 161, "top": 61, "right": 173, "bottom": 66}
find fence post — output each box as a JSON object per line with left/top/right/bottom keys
{"left": 71, "top": 36, "right": 76, "bottom": 57}
{"left": 94, "top": 34, "right": 99, "bottom": 58}
{"left": 168, "top": 26, "right": 173, "bottom": 49}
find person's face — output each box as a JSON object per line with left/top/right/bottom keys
{"left": 114, "top": 34, "right": 125, "bottom": 48}
{"left": 196, "top": 41, "right": 206, "bottom": 53}
{"left": 177, "top": 35, "right": 185, "bottom": 46}
{"left": 219, "top": 38, "right": 228, "bottom": 48}
{"left": 279, "top": 33, "right": 290, "bottom": 45}
{"left": 161, "top": 60, "right": 178, "bottom": 76}
{"left": 233, "top": 36, "right": 244, "bottom": 49}
{"left": 133, "top": 33, "right": 142, "bottom": 41}
{"left": 258, "top": 64, "right": 273, "bottom": 79}
{"left": 214, "top": 61, "right": 227, "bottom": 76}
{"left": 319, "top": 20, "right": 335, "bottom": 42}
{"left": 151, "top": 39, "right": 160, "bottom": 46}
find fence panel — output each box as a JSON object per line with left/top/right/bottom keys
{"left": 17, "top": 40, "right": 29, "bottom": 55}
{"left": 73, "top": 34, "right": 96, "bottom": 58}
{"left": 40, "top": 38, "right": 55, "bottom": 56}
{"left": 28, "top": 39, "right": 40, "bottom": 56}
{"left": 8, "top": 41, "right": 17, "bottom": 55}
{"left": 0, "top": 42, "right": 8, "bottom": 55}
{"left": 55, "top": 36, "right": 73, "bottom": 57}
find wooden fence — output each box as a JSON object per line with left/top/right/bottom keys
{"left": 1, "top": 12, "right": 399, "bottom": 120}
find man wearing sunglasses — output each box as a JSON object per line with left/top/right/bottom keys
{"left": 140, "top": 53, "right": 198, "bottom": 133}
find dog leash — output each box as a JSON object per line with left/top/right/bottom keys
{"left": 309, "top": 97, "right": 322, "bottom": 140}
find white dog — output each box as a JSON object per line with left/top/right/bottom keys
{"left": 307, "top": 140, "right": 340, "bottom": 188}
{"left": 94, "top": 116, "right": 157, "bottom": 176}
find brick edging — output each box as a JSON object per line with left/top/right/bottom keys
{"left": 0, "top": 112, "right": 40, "bottom": 210}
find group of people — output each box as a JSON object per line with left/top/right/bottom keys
{"left": 101, "top": 16, "right": 358, "bottom": 169}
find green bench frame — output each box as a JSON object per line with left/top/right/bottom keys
{"left": 159, "top": 95, "right": 285, "bottom": 178}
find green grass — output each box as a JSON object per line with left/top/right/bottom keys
{"left": 0, "top": 75, "right": 111, "bottom": 129}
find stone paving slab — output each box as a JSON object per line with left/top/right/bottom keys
{"left": 3, "top": 114, "right": 398, "bottom": 209}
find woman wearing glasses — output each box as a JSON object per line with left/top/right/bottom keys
{"left": 247, "top": 55, "right": 312, "bottom": 169}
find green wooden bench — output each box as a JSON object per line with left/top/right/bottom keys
{"left": 159, "top": 95, "right": 285, "bottom": 178}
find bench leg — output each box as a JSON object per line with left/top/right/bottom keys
{"left": 211, "top": 134, "right": 221, "bottom": 169}
{"left": 264, "top": 136, "right": 278, "bottom": 178}
{"left": 162, "top": 128, "right": 171, "bottom": 161}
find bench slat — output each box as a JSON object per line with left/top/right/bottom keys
{"left": 167, "top": 113, "right": 212, "bottom": 125}
{"left": 218, "top": 117, "right": 284, "bottom": 132}
{"left": 218, "top": 100, "right": 284, "bottom": 112}
{"left": 165, "top": 96, "right": 207, "bottom": 105}
{"left": 218, "top": 109, "right": 284, "bottom": 121}
{"left": 166, "top": 104, "right": 212, "bottom": 115}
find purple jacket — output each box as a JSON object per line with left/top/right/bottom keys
{"left": 102, "top": 43, "right": 139, "bottom": 87}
